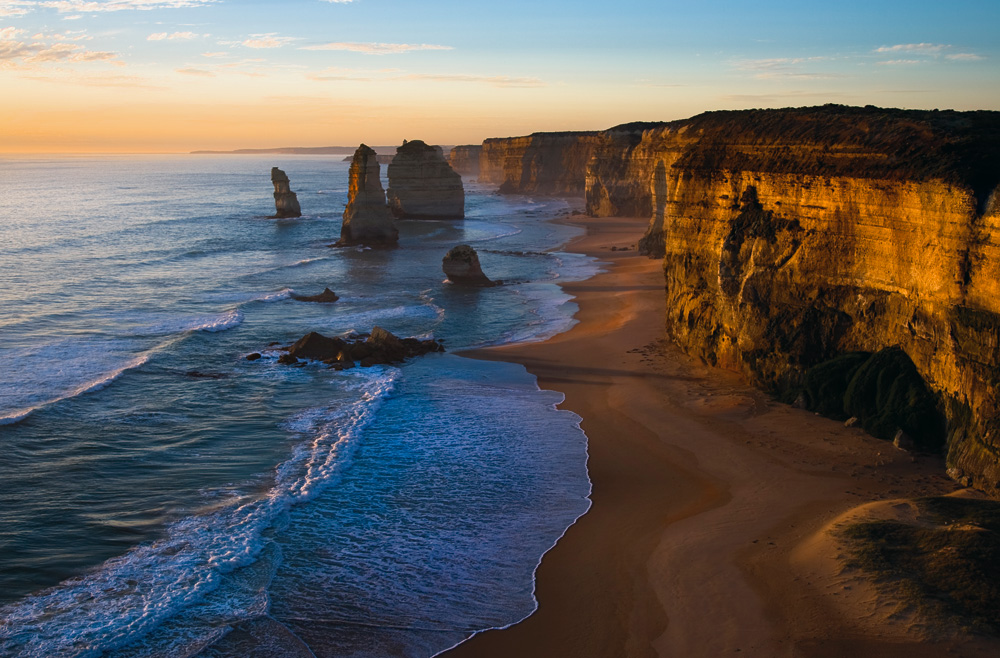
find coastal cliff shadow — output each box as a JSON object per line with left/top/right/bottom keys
{"left": 502, "top": 357, "right": 703, "bottom": 385}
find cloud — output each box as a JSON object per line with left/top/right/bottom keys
{"left": 731, "top": 56, "right": 837, "bottom": 80}
{"left": 0, "top": 2, "right": 33, "bottom": 16}
{"left": 301, "top": 41, "right": 453, "bottom": 55}
{"left": 321, "top": 0, "right": 354, "bottom": 3}
{"left": 147, "top": 31, "right": 200, "bottom": 41}
{"left": 0, "top": 30, "right": 118, "bottom": 65}
{"left": 23, "top": 71, "right": 163, "bottom": 87}
{"left": 200, "top": 50, "right": 227, "bottom": 57}
{"left": 393, "top": 73, "right": 543, "bottom": 87}
{"left": 876, "top": 59, "right": 922, "bottom": 66}
{"left": 41, "top": 0, "right": 216, "bottom": 12}
{"left": 176, "top": 66, "right": 212, "bottom": 76}
{"left": 946, "top": 52, "right": 985, "bottom": 61}
{"left": 875, "top": 43, "right": 948, "bottom": 55}
{"left": 241, "top": 33, "right": 296, "bottom": 49}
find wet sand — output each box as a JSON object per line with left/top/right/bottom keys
{"left": 444, "top": 216, "right": 1000, "bottom": 658}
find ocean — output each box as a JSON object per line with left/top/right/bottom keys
{"left": 0, "top": 155, "right": 597, "bottom": 657}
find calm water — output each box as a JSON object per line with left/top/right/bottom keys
{"left": 0, "top": 155, "right": 597, "bottom": 657}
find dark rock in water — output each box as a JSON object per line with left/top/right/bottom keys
{"left": 387, "top": 140, "right": 465, "bottom": 219}
{"left": 335, "top": 144, "right": 398, "bottom": 247}
{"left": 292, "top": 288, "right": 339, "bottom": 303}
{"left": 287, "top": 331, "right": 348, "bottom": 361}
{"left": 271, "top": 326, "right": 443, "bottom": 367}
{"left": 270, "top": 167, "right": 302, "bottom": 218}
{"left": 442, "top": 244, "right": 498, "bottom": 286}
{"left": 186, "top": 370, "right": 228, "bottom": 379}
{"left": 246, "top": 353, "right": 262, "bottom": 361}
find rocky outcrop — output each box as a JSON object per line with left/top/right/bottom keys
{"left": 479, "top": 131, "right": 603, "bottom": 195}
{"left": 270, "top": 167, "right": 302, "bottom": 218}
{"left": 573, "top": 105, "right": 1000, "bottom": 493}
{"left": 336, "top": 144, "right": 398, "bottom": 247}
{"left": 448, "top": 145, "right": 482, "bottom": 178}
{"left": 442, "top": 245, "right": 497, "bottom": 286}
{"left": 292, "top": 288, "right": 339, "bottom": 303}
{"left": 276, "top": 327, "right": 444, "bottom": 369}
{"left": 386, "top": 140, "right": 465, "bottom": 219}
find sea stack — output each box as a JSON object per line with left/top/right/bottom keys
{"left": 336, "top": 144, "right": 398, "bottom": 247}
{"left": 442, "top": 245, "right": 496, "bottom": 286}
{"left": 386, "top": 140, "right": 465, "bottom": 219}
{"left": 270, "top": 167, "right": 302, "bottom": 218}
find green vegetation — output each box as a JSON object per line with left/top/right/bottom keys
{"left": 844, "top": 496, "right": 1000, "bottom": 632}
{"left": 802, "top": 351, "right": 871, "bottom": 419}
{"left": 800, "top": 346, "right": 946, "bottom": 450}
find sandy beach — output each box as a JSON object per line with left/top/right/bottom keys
{"left": 446, "top": 216, "right": 1000, "bottom": 658}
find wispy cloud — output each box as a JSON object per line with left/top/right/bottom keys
{"left": 148, "top": 31, "right": 200, "bottom": 41}
{"left": 393, "top": 73, "right": 543, "bottom": 87}
{"left": 301, "top": 41, "right": 453, "bottom": 55}
{"left": 875, "top": 43, "right": 948, "bottom": 55}
{"left": 731, "top": 56, "right": 838, "bottom": 80}
{"left": 321, "top": 0, "right": 354, "bottom": 3}
{"left": 200, "top": 50, "right": 227, "bottom": 57}
{"left": 42, "top": 0, "right": 216, "bottom": 12}
{"left": 872, "top": 43, "right": 984, "bottom": 65}
{"left": 176, "top": 66, "right": 212, "bottom": 76}
{"left": 0, "top": 2, "right": 33, "bottom": 16}
{"left": 23, "top": 71, "right": 163, "bottom": 87}
{"left": 0, "top": 27, "right": 118, "bottom": 65}
{"left": 240, "top": 33, "right": 296, "bottom": 49}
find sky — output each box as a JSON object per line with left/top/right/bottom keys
{"left": 1, "top": 0, "right": 998, "bottom": 152}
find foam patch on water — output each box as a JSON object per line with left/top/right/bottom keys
{"left": 199, "top": 289, "right": 294, "bottom": 305}
{"left": 0, "top": 368, "right": 398, "bottom": 658}
{"left": 0, "top": 340, "right": 154, "bottom": 426}
{"left": 131, "top": 309, "right": 243, "bottom": 336}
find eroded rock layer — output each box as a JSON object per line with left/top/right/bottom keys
{"left": 270, "top": 167, "right": 302, "bottom": 218}
{"left": 386, "top": 140, "right": 464, "bottom": 219}
{"left": 478, "top": 131, "right": 603, "bottom": 195}
{"left": 577, "top": 106, "right": 1000, "bottom": 493}
{"left": 448, "top": 145, "right": 482, "bottom": 178}
{"left": 337, "top": 144, "right": 398, "bottom": 247}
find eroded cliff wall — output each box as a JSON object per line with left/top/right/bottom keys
{"left": 448, "top": 145, "right": 482, "bottom": 178}
{"left": 580, "top": 106, "right": 1000, "bottom": 493}
{"left": 478, "top": 131, "right": 603, "bottom": 195}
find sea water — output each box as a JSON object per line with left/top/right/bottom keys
{"left": 0, "top": 155, "right": 598, "bottom": 657}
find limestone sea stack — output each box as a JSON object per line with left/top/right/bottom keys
{"left": 270, "top": 167, "right": 302, "bottom": 218}
{"left": 442, "top": 244, "right": 497, "bottom": 286}
{"left": 386, "top": 140, "right": 465, "bottom": 219}
{"left": 336, "top": 144, "right": 398, "bottom": 247}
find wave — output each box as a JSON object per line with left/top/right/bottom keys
{"left": 0, "top": 353, "right": 151, "bottom": 427}
{"left": 130, "top": 309, "right": 243, "bottom": 336}
{"left": 0, "top": 369, "right": 399, "bottom": 657}
{"left": 199, "top": 288, "right": 294, "bottom": 305}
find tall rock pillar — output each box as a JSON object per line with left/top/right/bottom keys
{"left": 270, "top": 167, "right": 302, "bottom": 218}
{"left": 336, "top": 144, "right": 398, "bottom": 247}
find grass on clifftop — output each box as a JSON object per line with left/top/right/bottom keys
{"left": 843, "top": 496, "right": 1000, "bottom": 633}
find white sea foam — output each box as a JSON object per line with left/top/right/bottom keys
{"left": 0, "top": 369, "right": 399, "bottom": 658}
{"left": 132, "top": 308, "right": 243, "bottom": 336}
{"left": 199, "top": 288, "right": 294, "bottom": 305}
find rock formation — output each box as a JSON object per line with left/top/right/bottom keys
{"left": 274, "top": 327, "right": 444, "bottom": 368}
{"left": 442, "top": 245, "right": 497, "bottom": 286}
{"left": 270, "top": 167, "right": 302, "bottom": 218}
{"left": 386, "top": 140, "right": 465, "bottom": 219}
{"left": 336, "top": 144, "right": 398, "bottom": 247}
{"left": 292, "top": 288, "right": 339, "bottom": 303}
{"left": 571, "top": 105, "right": 1000, "bottom": 493}
{"left": 478, "top": 131, "right": 603, "bottom": 195}
{"left": 448, "top": 145, "right": 482, "bottom": 178}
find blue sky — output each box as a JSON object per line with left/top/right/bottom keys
{"left": 1, "top": 0, "right": 998, "bottom": 151}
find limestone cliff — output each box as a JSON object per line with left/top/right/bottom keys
{"left": 270, "top": 167, "right": 302, "bottom": 218}
{"left": 386, "top": 140, "right": 465, "bottom": 219}
{"left": 337, "top": 144, "right": 398, "bottom": 247}
{"left": 578, "top": 105, "right": 1000, "bottom": 494}
{"left": 478, "top": 131, "right": 603, "bottom": 195}
{"left": 448, "top": 145, "right": 482, "bottom": 178}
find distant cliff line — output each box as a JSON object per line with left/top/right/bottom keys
{"left": 191, "top": 145, "right": 406, "bottom": 155}
{"left": 451, "top": 104, "right": 1000, "bottom": 495}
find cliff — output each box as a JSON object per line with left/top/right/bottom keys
{"left": 336, "top": 144, "right": 398, "bottom": 247}
{"left": 448, "top": 145, "right": 482, "bottom": 178}
{"left": 270, "top": 167, "right": 302, "bottom": 218}
{"left": 576, "top": 105, "right": 1000, "bottom": 494}
{"left": 386, "top": 140, "right": 465, "bottom": 219}
{"left": 478, "top": 131, "right": 603, "bottom": 195}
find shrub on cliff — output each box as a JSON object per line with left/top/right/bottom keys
{"left": 803, "top": 351, "right": 871, "bottom": 419}
{"left": 843, "top": 347, "right": 946, "bottom": 450}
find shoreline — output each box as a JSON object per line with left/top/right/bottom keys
{"left": 446, "top": 215, "right": 1000, "bottom": 657}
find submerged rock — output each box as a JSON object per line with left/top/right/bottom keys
{"left": 292, "top": 288, "right": 339, "bottom": 303}
{"left": 442, "top": 244, "right": 498, "bottom": 286}
{"left": 387, "top": 140, "right": 464, "bottom": 219}
{"left": 270, "top": 167, "right": 302, "bottom": 218}
{"left": 336, "top": 144, "right": 398, "bottom": 247}
{"left": 276, "top": 327, "right": 443, "bottom": 367}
